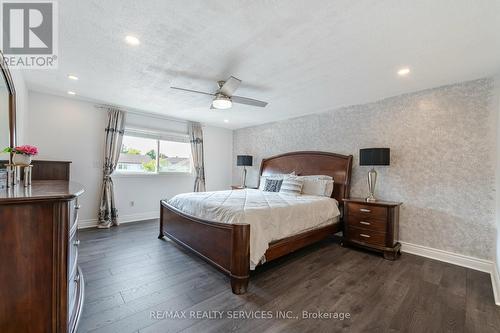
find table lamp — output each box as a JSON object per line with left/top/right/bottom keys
{"left": 359, "top": 148, "right": 390, "bottom": 202}
{"left": 237, "top": 155, "right": 253, "bottom": 188}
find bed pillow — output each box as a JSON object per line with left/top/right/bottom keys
{"left": 279, "top": 176, "right": 304, "bottom": 195}
{"left": 299, "top": 175, "right": 333, "bottom": 180}
{"left": 299, "top": 175, "right": 334, "bottom": 197}
{"left": 263, "top": 178, "right": 283, "bottom": 192}
{"left": 324, "top": 180, "right": 334, "bottom": 197}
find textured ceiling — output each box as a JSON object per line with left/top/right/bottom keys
{"left": 23, "top": 0, "right": 500, "bottom": 129}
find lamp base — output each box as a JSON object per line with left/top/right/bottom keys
{"left": 242, "top": 167, "right": 247, "bottom": 188}
{"left": 366, "top": 168, "right": 377, "bottom": 202}
{"left": 365, "top": 195, "right": 377, "bottom": 202}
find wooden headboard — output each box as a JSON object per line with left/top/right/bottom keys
{"left": 259, "top": 151, "right": 353, "bottom": 204}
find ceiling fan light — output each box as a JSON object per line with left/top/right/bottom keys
{"left": 212, "top": 95, "right": 232, "bottom": 109}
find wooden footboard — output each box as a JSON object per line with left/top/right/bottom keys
{"left": 159, "top": 200, "right": 250, "bottom": 294}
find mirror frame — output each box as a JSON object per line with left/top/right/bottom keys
{"left": 0, "top": 50, "right": 16, "bottom": 150}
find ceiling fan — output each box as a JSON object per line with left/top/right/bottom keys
{"left": 170, "top": 76, "right": 268, "bottom": 110}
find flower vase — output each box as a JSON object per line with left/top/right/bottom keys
{"left": 12, "top": 153, "right": 32, "bottom": 166}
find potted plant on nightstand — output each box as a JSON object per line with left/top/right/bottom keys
{"left": 3, "top": 145, "right": 39, "bottom": 165}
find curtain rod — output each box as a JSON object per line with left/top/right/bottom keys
{"left": 94, "top": 104, "right": 192, "bottom": 125}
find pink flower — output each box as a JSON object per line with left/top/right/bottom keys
{"left": 14, "top": 145, "right": 38, "bottom": 156}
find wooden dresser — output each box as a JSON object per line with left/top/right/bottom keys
{"left": 343, "top": 198, "right": 402, "bottom": 260}
{"left": 0, "top": 180, "right": 85, "bottom": 332}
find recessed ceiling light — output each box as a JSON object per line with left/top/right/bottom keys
{"left": 397, "top": 67, "right": 410, "bottom": 76}
{"left": 223, "top": 119, "right": 229, "bottom": 123}
{"left": 125, "top": 35, "right": 140, "bottom": 46}
{"left": 67, "top": 91, "right": 76, "bottom": 96}
{"left": 67, "top": 74, "right": 79, "bottom": 81}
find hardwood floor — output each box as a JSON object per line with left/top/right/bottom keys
{"left": 77, "top": 220, "right": 500, "bottom": 333}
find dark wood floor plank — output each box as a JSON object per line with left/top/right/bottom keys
{"left": 465, "top": 269, "right": 500, "bottom": 332}
{"left": 79, "top": 272, "right": 223, "bottom": 332}
{"left": 76, "top": 219, "right": 500, "bottom": 333}
{"left": 88, "top": 278, "right": 228, "bottom": 333}
{"left": 85, "top": 256, "right": 211, "bottom": 303}
{"left": 439, "top": 263, "right": 467, "bottom": 298}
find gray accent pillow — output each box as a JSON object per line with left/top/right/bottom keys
{"left": 264, "top": 179, "right": 283, "bottom": 192}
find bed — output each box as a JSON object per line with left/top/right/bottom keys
{"left": 158, "top": 151, "right": 353, "bottom": 294}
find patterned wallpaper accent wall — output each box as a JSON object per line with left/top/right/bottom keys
{"left": 233, "top": 78, "right": 497, "bottom": 260}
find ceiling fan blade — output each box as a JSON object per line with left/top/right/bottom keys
{"left": 219, "top": 76, "right": 241, "bottom": 97}
{"left": 232, "top": 95, "right": 268, "bottom": 107}
{"left": 170, "top": 86, "right": 215, "bottom": 96}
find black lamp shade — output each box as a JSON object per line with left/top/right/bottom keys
{"left": 359, "top": 148, "right": 390, "bottom": 166}
{"left": 237, "top": 155, "right": 253, "bottom": 166}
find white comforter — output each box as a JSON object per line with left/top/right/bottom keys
{"left": 167, "top": 189, "right": 340, "bottom": 269}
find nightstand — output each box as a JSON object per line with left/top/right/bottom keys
{"left": 231, "top": 185, "right": 257, "bottom": 190}
{"left": 342, "top": 198, "right": 402, "bottom": 260}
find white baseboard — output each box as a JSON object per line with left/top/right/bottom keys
{"left": 400, "top": 241, "right": 493, "bottom": 273}
{"left": 491, "top": 263, "right": 500, "bottom": 306}
{"left": 78, "top": 211, "right": 159, "bottom": 229}
{"left": 401, "top": 241, "right": 500, "bottom": 306}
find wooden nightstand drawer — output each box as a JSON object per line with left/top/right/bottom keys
{"left": 346, "top": 227, "right": 386, "bottom": 247}
{"left": 347, "top": 202, "right": 387, "bottom": 220}
{"left": 347, "top": 215, "right": 387, "bottom": 233}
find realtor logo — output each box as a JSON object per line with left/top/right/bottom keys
{"left": 1, "top": 0, "right": 58, "bottom": 68}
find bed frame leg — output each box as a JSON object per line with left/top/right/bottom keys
{"left": 230, "top": 224, "right": 250, "bottom": 294}
{"left": 158, "top": 201, "right": 164, "bottom": 239}
{"left": 231, "top": 276, "right": 249, "bottom": 295}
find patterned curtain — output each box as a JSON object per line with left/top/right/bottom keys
{"left": 97, "top": 107, "right": 126, "bottom": 228}
{"left": 188, "top": 122, "right": 206, "bottom": 192}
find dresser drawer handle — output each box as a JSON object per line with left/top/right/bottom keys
{"left": 73, "top": 240, "right": 80, "bottom": 247}
{"left": 359, "top": 221, "right": 371, "bottom": 225}
{"left": 74, "top": 204, "right": 81, "bottom": 210}
{"left": 360, "top": 234, "right": 371, "bottom": 238}
{"left": 74, "top": 274, "right": 80, "bottom": 283}
{"left": 360, "top": 208, "right": 371, "bottom": 213}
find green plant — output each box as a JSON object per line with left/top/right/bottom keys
{"left": 142, "top": 160, "right": 156, "bottom": 172}
{"left": 126, "top": 148, "right": 141, "bottom": 155}
{"left": 146, "top": 149, "right": 156, "bottom": 160}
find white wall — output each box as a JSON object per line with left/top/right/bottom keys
{"left": 26, "top": 92, "right": 106, "bottom": 225}
{"left": 26, "top": 91, "right": 233, "bottom": 227}
{"left": 495, "top": 75, "right": 500, "bottom": 285}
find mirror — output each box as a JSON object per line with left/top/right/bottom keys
{"left": 0, "top": 51, "right": 16, "bottom": 163}
{"left": 0, "top": 69, "right": 10, "bottom": 149}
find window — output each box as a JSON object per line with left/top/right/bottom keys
{"left": 118, "top": 136, "right": 158, "bottom": 173}
{"left": 116, "top": 130, "right": 192, "bottom": 174}
{"left": 158, "top": 140, "right": 191, "bottom": 173}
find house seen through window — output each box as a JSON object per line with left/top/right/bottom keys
{"left": 117, "top": 133, "right": 192, "bottom": 174}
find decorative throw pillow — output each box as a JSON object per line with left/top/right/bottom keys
{"left": 263, "top": 178, "right": 283, "bottom": 192}
{"left": 279, "top": 176, "right": 304, "bottom": 195}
